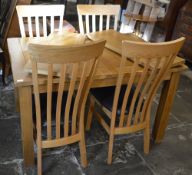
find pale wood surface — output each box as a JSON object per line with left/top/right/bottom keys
{"left": 87, "top": 29, "right": 144, "bottom": 54}
{"left": 7, "top": 30, "right": 187, "bottom": 166}
{"left": 77, "top": 5, "right": 121, "bottom": 34}
{"left": 18, "top": 86, "right": 34, "bottom": 166}
{"left": 30, "top": 40, "right": 105, "bottom": 174}
{"left": 16, "top": 5, "right": 65, "bottom": 37}
{"left": 87, "top": 37, "right": 185, "bottom": 164}
{"left": 8, "top": 30, "right": 186, "bottom": 88}
{"left": 88, "top": 30, "right": 185, "bottom": 68}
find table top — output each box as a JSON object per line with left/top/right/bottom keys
{"left": 87, "top": 30, "right": 185, "bottom": 68}
{"left": 7, "top": 30, "right": 187, "bottom": 88}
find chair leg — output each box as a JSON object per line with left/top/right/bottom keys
{"left": 79, "top": 131, "right": 88, "bottom": 167}
{"left": 86, "top": 95, "right": 95, "bottom": 131}
{"left": 144, "top": 125, "right": 150, "bottom": 154}
{"left": 14, "top": 88, "right": 20, "bottom": 112}
{"left": 107, "top": 133, "right": 114, "bottom": 164}
{"left": 37, "top": 146, "right": 42, "bottom": 175}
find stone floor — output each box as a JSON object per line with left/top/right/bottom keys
{"left": 0, "top": 69, "right": 192, "bottom": 175}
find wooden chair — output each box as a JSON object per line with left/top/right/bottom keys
{"left": 77, "top": 4, "right": 121, "bottom": 34}
{"left": 28, "top": 40, "right": 106, "bottom": 175}
{"left": 16, "top": 5, "right": 65, "bottom": 37}
{"left": 86, "top": 37, "right": 185, "bottom": 164}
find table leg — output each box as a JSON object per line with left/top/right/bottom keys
{"left": 18, "top": 86, "right": 34, "bottom": 166}
{"left": 153, "top": 72, "right": 181, "bottom": 143}
{"left": 15, "top": 87, "right": 20, "bottom": 113}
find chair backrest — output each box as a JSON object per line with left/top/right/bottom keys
{"left": 111, "top": 37, "right": 184, "bottom": 128}
{"left": 28, "top": 40, "right": 105, "bottom": 145}
{"left": 77, "top": 5, "right": 121, "bottom": 34}
{"left": 16, "top": 5, "right": 65, "bottom": 38}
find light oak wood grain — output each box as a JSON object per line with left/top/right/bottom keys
{"left": 16, "top": 5, "right": 65, "bottom": 37}
{"left": 8, "top": 30, "right": 186, "bottom": 88}
{"left": 29, "top": 40, "right": 105, "bottom": 175}
{"left": 7, "top": 30, "right": 187, "bottom": 167}
{"left": 87, "top": 37, "right": 185, "bottom": 164}
{"left": 77, "top": 5, "right": 121, "bottom": 34}
{"left": 88, "top": 30, "right": 185, "bottom": 68}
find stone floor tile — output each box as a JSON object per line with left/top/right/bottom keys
{"left": 170, "top": 95, "right": 192, "bottom": 123}
{"left": 177, "top": 76, "right": 192, "bottom": 106}
{"left": 43, "top": 152, "right": 84, "bottom": 175}
{"left": 131, "top": 125, "right": 192, "bottom": 175}
{"left": 0, "top": 118, "right": 22, "bottom": 162}
{"left": 74, "top": 139, "right": 154, "bottom": 175}
{"left": 107, "top": 164, "right": 154, "bottom": 175}
{"left": 0, "top": 161, "right": 24, "bottom": 175}
{"left": 23, "top": 147, "right": 84, "bottom": 175}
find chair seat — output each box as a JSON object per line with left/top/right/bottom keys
{"left": 91, "top": 85, "right": 138, "bottom": 116}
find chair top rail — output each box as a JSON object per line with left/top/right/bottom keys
{"left": 16, "top": 5, "right": 65, "bottom": 17}
{"left": 77, "top": 5, "right": 121, "bottom": 16}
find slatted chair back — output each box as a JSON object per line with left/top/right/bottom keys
{"left": 112, "top": 37, "right": 185, "bottom": 131}
{"left": 16, "top": 5, "right": 65, "bottom": 38}
{"left": 77, "top": 5, "right": 121, "bottom": 34}
{"left": 28, "top": 40, "right": 106, "bottom": 175}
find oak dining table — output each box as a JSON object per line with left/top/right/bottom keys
{"left": 7, "top": 29, "right": 187, "bottom": 166}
